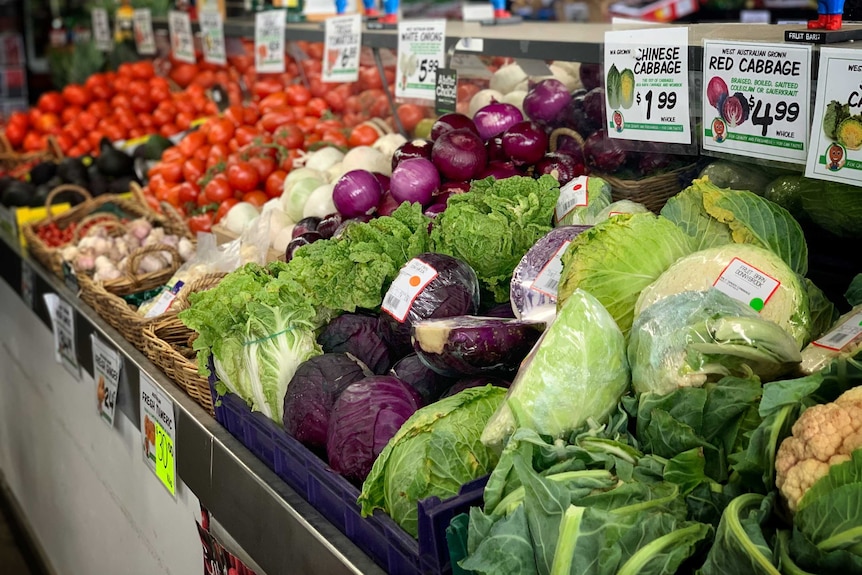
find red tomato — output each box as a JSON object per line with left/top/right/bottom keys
{"left": 131, "top": 61, "right": 156, "bottom": 79}
{"left": 265, "top": 170, "right": 287, "bottom": 198}
{"left": 348, "top": 124, "right": 380, "bottom": 148}
{"left": 37, "top": 92, "right": 64, "bottom": 114}
{"left": 251, "top": 78, "right": 283, "bottom": 99}
{"left": 193, "top": 145, "right": 211, "bottom": 164}
{"left": 178, "top": 130, "right": 208, "bottom": 158}
{"left": 235, "top": 125, "right": 262, "bottom": 147}
{"left": 305, "top": 97, "right": 328, "bottom": 118}
{"left": 35, "top": 113, "right": 61, "bottom": 134}
{"left": 321, "top": 130, "right": 348, "bottom": 147}
{"left": 187, "top": 212, "right": 215, "bottom": 234}
{"left": 397, "top": 104, "right": 425, "bottom": 133}
{"left": 161, "top": 147, "right": 185, "bottom": 164}
{"left": 130, "top": 94, "right": 153, "bottom": 114}
{"left": 273, "top": 126, "right": 304, "bottom": 149}
{"left": 204, "top": 174, "right": 233, "bottom": 203}
{"left": 248, "top": 156, "right": 276, "bottom": 181}
{"left": 60, "top": 106, "right": 83, "bottom": 124}
{"left": 163, "top": 185, "right": 181, "bottom": 207}
{"left": 224, "top": 105, "right": 246, "bottom": 126}
{"left": 207, "top": 118, "right": 235, "bottom": 145}
{"left": 242, "top": 190, "right": 268, "bottom": 207}
{"left": 258, "top": 110, "right": 295, "bottom": 133}
{"left": 227, "top": 161, "right": 260, "bottom": 194}
{"left": 177, "top": 182, "right": 200, "bottom": 204}
{"left": 169, "top": 63, "right": 200, "bottom": 88}
{"left": 62, "top": 84, "right": 90, "bottom": 107}
{"left": 285, "top": 85, "right": 312, "bottom": 107}
{"left": 175, "top": 112, "right": 194, "bottom": 131}
{"left": 314, "top": 119, "right": 344, "bottom": 137}
{"left": 160, "top": 161, "right": 185, "bottom": 183}
{"left": 214, "top": 198, "right": 240, "bottom": 223}
{"left": 5, "top": 123, "right": 25, "bottom": 147}
{"left": 182, "top": 158, "right": 206, "bottom": 185}
{"left": 259, "top": 92, "right": 290, "bottom": 112}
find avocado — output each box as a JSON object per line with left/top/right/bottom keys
{"left": 135, "top": 134, "right": 173, "bottom": 161}
{"left": 56, "top": 157, "right": 88, "bottom": 186}
{"left": 29, "top": 161, "right": 58, "bottom": 186}
{"left": 1, "top": 180, "right": 35, "bottom": 208}
{"left": 95, "top": 137, "right": 134, "bottom": 178}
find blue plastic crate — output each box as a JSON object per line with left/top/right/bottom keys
{"left": 208, "top": 369, "right": 485, "bottom": 575}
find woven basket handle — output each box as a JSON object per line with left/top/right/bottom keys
{"left": 45, "top": 184, "right": 93, "bottom": 221}
{"left": 0, "top": 132, "right": 13, "bottom": 155}
{"left": 548, "top": 127, "right": 586, "bottom": 153}
{"left": 160, "top": 201, "right": 194, "bottom": 240}
{"left": 46, "top": 135, "right": 64, "bottom": 161}
{"left": 129, "top": 181, "right": 150, "bottom": 210}
{"left": 123, "top": 243, "right": 183, "bottom": 286}
{"left": 71, "top": 214, "right": 125, "bottom": 243}
{"left": 173, "top": 272, "right": 226, "bottom": 311}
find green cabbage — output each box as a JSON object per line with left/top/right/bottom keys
{"left": 554, "top": 176, "right": 612, "bottom": 227}
{"left": 358, "top": 385, "right": 506, "bottom": 537}
{"left": 800, "top": 180, "right": 862, "bottom": 238}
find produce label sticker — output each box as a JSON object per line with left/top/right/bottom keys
{"left": 323, "top": 14, "right": 361, "bottom": 83}
{"left": 555, "top": 176, "right": 589, "bottom": 223}
{"left": 44, "top": 293, "right": 80, "bottom": 379}
{"left": 813, "top": 311, "right": 862, "bottom": 352}
{"left": 805, "top": 47, "right": 862, "bottom": 185}
{"left": 603, "top": 27, "right": 691, "bottom": 144}
{"left": 531, "top": 240, "right": 572, "bottom": 298}
{"left": 200, "top": 10, "right": 227, "bottom": 66}
{"left": 382, "top": 258, "right": 439, "bottom": 322}
{"left": 92, "top": 335, "right": 121, "bottom": 427}
{"left": 255, "top": 10, "right": 286, "bottom": 73}
{"left": 435, "top": 68, "right": 458, "bottom": 115}
{"left": 702, "top": 41, "right": 811, "bottom": 165}
{"left": 713, "top": 257, "right": 780, "bottom": 312}
{"left": 168, "top": 10, "right": 195, "bottom": 64}
{"left": 21, "top": 260, "right": 34, "bottom": 310}
{"left": 140, "top": 373, "right": 177, "bottom": 498}
{"left": 91, "top": 8, "right": 113, "bottom": 52}
{"left": 396, "top": 19, "right": 446, "bottom": 103}
{"left": 133, "top": 9, "right": 156, "bottom": 56}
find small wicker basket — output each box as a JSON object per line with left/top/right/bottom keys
{"left": 0, "top": 133, "right": 63, "bottom": 174}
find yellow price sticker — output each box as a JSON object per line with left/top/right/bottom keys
{"left": 154, "top": 422, "right": 176, "bottom": 496}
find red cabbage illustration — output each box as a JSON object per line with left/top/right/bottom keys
{"left": 707, "top": 76, "right": 729, "bottom": 109}
{"left": 720, "top": 93, "right": 750, "bottom": 128}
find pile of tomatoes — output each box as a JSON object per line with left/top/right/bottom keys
{"left": 35, "top": 215, "right": 121, "bottom": 248}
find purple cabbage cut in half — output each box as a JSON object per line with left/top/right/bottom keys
{"left": 317, "top": 312, "right": 393, "bottom": 374}
{"left": 441, "top": 376, "right": 511, "bottom": 398}
{"left": 282, "top": 353, "right": 373, "bottom": 451}
{"left": 326, "top": 376, "right": 422, "bottom": 484}
{"left": 389, "top": 353, "right": 456, "bottom": 403}
{"left": 411, "top": 315, "right": 546, "bottom": 378}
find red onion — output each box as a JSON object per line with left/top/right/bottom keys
{"left": 431, "top": 113, "right": 478, "bottom": 141}
{"left": 431, "top": 128, "right": 487, "bottom": 181}
{"left": 473, "top": 102, "right": 523, "bottom": 141}
{"left": 317, "top": 213, "right": 343, "bottom": 239}
{"left": 584, "top": 130, "right": 627, "bottom": 174}
{"left": 333, "top": 169, "right": 384, "bottom": 218}
{"left": 292, "top": 217, "right": 321, "bottom": 238}
{"left": 440, "top": 180, "right": 470, "bottom": 195}
{"left": 535, "top": 152, "right": 585, "bottom": 185}
{"left": 501, "top": 121, "right": 549, "bottom": 166}
{"left": 377, "top": 191, "right": 401, "bottom": 216}
{"left": 390, "top": 157, "right": 439, "bottom": 207}
{"left": 373, "top": 172, "right": 390, "bottom": 193}
{"left": 523, "top": 79, "right": 571, "bottom": 124}
{"left": 391, "top": 139, "right": 433, "bottom": 171}
{"left": 479, "top": 161, "right": 519, "bottom": 180}
{"left": 285, "top": 232, "right": 323, "bottom": 262}
{"left": 424, "top": 202, "right": 448, "bottom": 218}
{"left": 486, "top": 136, "right": 506, "bottom": 162}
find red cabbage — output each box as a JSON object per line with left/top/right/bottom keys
{"left": 707, "top": 76, "right": 729, "bottom": 109}
{"left": 584, "top": 130, "right": 627, "bottom": 173}
{"left": 317, "top": 312, "right": 393, "bottom": 374}
{"left": 389, "top": 353, "right": 456, "bottom": 403}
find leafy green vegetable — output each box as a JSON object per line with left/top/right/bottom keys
{"left": 461, "top": 506, "right": 539, "bottom": 575}
{"left": 824, "top": 100, "right": 851, "bottom": 140}
{"left": 358, "top": 386, "right": 506, "bottom": 537}
{"left": 805, "top": 279, "right": 839, "bottom": 342}
{"left": 697, "top": 493, "right": 780, "bottom": 575}
{"left": 557, "top": 213, "right": 695, "bottom": 335}
{"left": 764, "top": 175, "right": 808, "bottom": 221}
{"left": 431, "top": 175, "right": 559, "bottom": 303}
{"left": 847, "top": 274, "right": 862, "bottom": 307}
{"left": 800, "top": 180, "right": 862, "bottom": 238}
{"left": 481, "top": 289, "right": 629, "bottom": 451}
{"left": 698, "top": 161, "right": 779, "bottom": 196}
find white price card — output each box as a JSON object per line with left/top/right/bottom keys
{"left": 92, "top": 335, "right": 121, "bottom": 427}
{"left": 713, "top": 257, "right": 780, "bottom": 313}
{"left": 396, "top": 19, "right": 446, "bottom": 103}
{"left": 323, "top": 14, "right": 361, "bottom": 83}
{"left": 805, "top": 48, "right": 862, "bottom": 185}
{"left": 382, "top": 258, "right": 439, "bottom": 322}
{"left": 168, "top": 10, "right": 195, "bottom": 64}
{"left": 91, "top": 8, "right": 113, "bottom": 52}
{"left": 199, "top": 10, "right": 226, "bottom": 65}
{"left": 133, "top": 9, "right": 156, "bottom": 55}
{"left": 702, "top": 41, "right": 811, "bottom": 165}
{"left": 44, "top": 293, "right": 80, "bottom": 379}
{"left": 603, "top": 27, "right": 691, "bottom": 144}
{"left": 140, "top": 373, "right": 177, "bottom": 498}
{"left": 255, "top": 10, "right": 286, "bottom": 73}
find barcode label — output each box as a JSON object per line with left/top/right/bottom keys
{"left": 555, "top": 176, "right": 589, "bottom": 223}
{"left": 381, "top": 258, "right": 439, "bottom": 322}
{"left": 713, "top": 258, "right": 780, "bottom": 313}
{"left": 813, "top": 311, "right": 862, "bottom": 352}
{"left": 531, "top": 240, "right": 572, "bottom": 298}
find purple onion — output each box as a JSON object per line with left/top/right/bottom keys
{"left": 317, "top": 213, "right": 343, "bottom": 239}
{"left": 535, "top": 152, "right": 585, "bottom": 185}
{"left": 377, "top": 191, "right": 401, "bottom": 217}
{"left": 473, "top": 102, "right": 523, "bottom": 141}
{"left": 292, "top": 216, "right": 321, "bottom": 238}
{"left": 285, "top": 232, "right": 322, "bottom": 262}
{"left": 502, "top": 121, "right": 549, "bottom": 166}
{"left": 333, "top": 170, "right": 384, "bottom": 218}
{"left": 431, "top": 128, "right": 487, "bottom": 181}
{"left": 523, "top": 79, "right": 571, "bottom": 124}
{"left": 486, "top": 137, "right": 507, "bottom": 162}
{"left": 373, "top": 172, "right": 391, "bottom": 193}
{"left": 390, "top": 157, "right": 439, "bottom": 207}
{"left": 424, "top": 202, "right": 448, "bottom": 218}
{"left": 479, "top": 161, "right": 519, "bottom": 180}
{"left": 440, "top": 180, "right": 470, "bottom": 195}
{"left": 584, "top": 130, "right": 627, "bottom": 174}
{"left": 431, "top": 113, "right": 478, "bottom": 141}
{"left": 391, "top": 139, "right": 433, "bottom": 171}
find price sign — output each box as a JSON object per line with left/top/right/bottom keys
{"left": 168, "top": 10, "right": 195, "bottom": 64}
{"left": 603, "top": 27, "right": 691, "bottom": 144}
{"left": 133, "top": 9, "right": 156, "bottom": 55}
{"left": 323, "top": 14, "right": 361, "bottom": 83}
{"left": 199, "top": 10, "right": 226, "bottom": 65}
{"left": 92, "top": 335, "right": 121, "bottom": 427}
{"left": 435, "top": 68, "right": 457, "bottom": 114}
{"left": 44, "top": 293, "right": 80, "bottom": 379}
{"left": 702, "top": 41, "right": 811, "bottom": 164}
{"left": 396, "top": 19, "right": 446, "bottom": 102}
{"left": 255, "top": 10, "right": 286, "bottom": 73}
{"left": 21, "top": 260, "right": 33, "bottom": 310}
{"left": 91, "top": 8, "right": 112, "bottom": 52}
{"left": 140, "top": 373, "right": 177, "bottom": 498}
{"left": 806, "top": 48, "right": 862, "bottom": 185}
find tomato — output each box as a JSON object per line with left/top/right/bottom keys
{"left": 22, "top": 132, "right": 45, "bottom": 152}
{"left": 175, "top": 112, "right": 194, "bottom": 131}
{"left": 178, "top": 130, "right": 208, "bottom": 158}
{"left": 169, "top": 63, "right": 200, "bottom": 88}
{"left": 397, "top": 104, "right": 426, "bottom": 133}
{"left": 187, "top": 212, "right": 214, "bottom": 234}
{"left": 358, "top": 89, "right": 389, "bottom": 118}
{"left": 160, "top": 147, "right": 185, "bottom": 164}
{"left": 60, "top": 106, "right": 83, "bottom": 124}
{"left": 88, "top": 130, "right": 105, "bottom": 149}
{"left": 248, "top": 155, "right": 276, "bottom": 181}
{"left": 306, "top": 97, "right": 328, "bottom": 118}
{"left": 324, "top": 89, "right": 347, "bottom": 113}
{"left": 358, "top": 67, "right": 384, "bottom": 91}
{"left": 251, "top": 77, "right": 283, "bottom": 99}
{"left": 265, "top": 170, "right": 287, "bottom": 198}
{"left": 243, "top": 107, "right": 261, "bottom": 126}
{"left": 101, "top": 124, "right": 126, "bottom": 142}
{"left": 62, "top": 84, "right": 90, "bottom": 107}
{"left": 160, "top": 161, "right": 185, "bottom": 183}
{"left": 258, "top": 110, "right": 295, "bottom": 133}
{"left": 242, "top": 190, "right": 268, "bottom": 207}
{"left": 235, "top": 125, "right": 262, "bottom": 147}
{"left": 162, "top": 185, "right": 181, "bottom": 207}
{"left": 203, "top": 174, "right": 233, "bottom": 203}
{"left": 130, "top": 94, "right": 153, "bottom": 114}
{"left": 273, "top": 125, "right": 304, "bottom": 149}
{"left": 314, "top": 119, "right": 344, "bottom": 137}
{"left": 5, "top": 123, "right": 25, "bottom": 147}
{"left": 224, "top": 105, "right": 246, "bottom": 127}
{"left": 160, "top": 123, "right": 181, "bottom": 138}
{"left": 215, "top": 198, "right": 240, "bottom": 223}
{"left": 297, "top": 116, "right": 318, "bottom": 134}
{"left": 348, "top": 124, "right": 380, "bottom": 148}
{"left": 131, "top": 61, "right": 155, "bottom": 79}
{"left": 90, "top": 81, "right": 113, "bottom": 101}
{"left": 207, "top": 118, "right": 235, "bottom": 145}
{"left": 321, "top": 130, "right": 348, "bottom": 147}
{"left": 280, "top": 149, "right": 301, "bottom": 171}
{"left": 259, "top": 92, "right": 290, "bottom": 112}
{"left": 37, "top": 91, "right": 64, "bottom": 114}
{"left": 55, "top": 133, "right": 74, "bottom": 154}
{"left": 285, "top": 85, "right": 312, "bottom": 107}
{"left": 177, "top": 182, "right": 200, "bottom": 204}
{"left": 76, "top": 111, "right": 98, "bottom": 132}
{"left": 151, "top": 107, "right": 172, "bottom": 127}
{"left": 193, "top": 145, "right": 211, "bottom": 165}
{"left": 227, "top": 161, "right": 260, "bottom": 194}
{"left": 182, "top": 158, "right": 206, "bottom": 185}
{"left": 8, "top": 111, "right": 28, "bottom": 128}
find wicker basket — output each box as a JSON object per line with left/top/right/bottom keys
{"left": 141, "top": 273, "right": 226, "bottom": 415}
{"left": 548, "top": 127, "right": 699, "bottom": 213}
{"left": 0, "top": 133, "right": 63, "bottom": 175}
{"left": 129, "top": 181, "right": 191, "bottom": 240}
{"left": 79, "top": 244, "right": 183, "bottom": 351}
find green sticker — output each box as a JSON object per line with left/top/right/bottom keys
{"left": 749, "top": 297, "right": 765, "bottom": 312}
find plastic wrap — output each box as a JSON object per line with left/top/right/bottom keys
{"left": 800, "top": 305, "right": 862, "bottom": 375}
{"left": 628, "top": 290, "right": 802, "bottom": 396}
{"left": 553, "top": 175, "right": 612, "bottom": 227}
{"left": 382, "top": 253, "right": 481, "bottom": 357}
{"left": 411, "top": 316, "right": 546, "bottom": 378}
{"left": 510, "top": 226, "right": 590, "bottom": 321}
{"left": 481, "top": 289, "right": 629, "bottom": 451}
{"left": 635, "top": 243, "right": 812, "bottom": 348}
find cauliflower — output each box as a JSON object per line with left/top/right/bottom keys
{"left": 775, "top": 385, "right": 862, "bottom": 511}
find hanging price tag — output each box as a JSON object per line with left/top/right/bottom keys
{"left": 255, "top": 10, "right": 286, "bottom": 73}
{"left": 91, "top": 8, "right": 113, "bottom": 52}
{"left": 140, "top": 373, "right": 177, "bottom": 498}
{"left": 323, "top": 14, "right": 361, "bottom": 83}
{"left": 805, "top": 48, "right": 862, "bottom": 185}
{"left": 199, "top": 10, "right": 226, "bottom": 65}
{"left": 603, "top": 27, "right": 691, "bottom": 144}
{"left": 396, "top": 19, "right": 446, "bottom": 102}
{"left": 92, "top": 335, "right": 121, "bottom": 427}
{"left": 701, "top": 41, "right": 811, "bottom": 165}
{"left": 168, "top": 10, "right": 195, "bottom": 64}
{"left": 44, "top": 293, "right": 80, "bottom": 379}
{"left": 435, "top": 68, "right": 457, "bottom": 115}
{"left": 21, "top": 260, "right": 33, "bottom": 310}
{"left": 133, "top": 9, "right": 156, "bottom": 55}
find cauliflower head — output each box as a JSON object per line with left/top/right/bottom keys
{"left": 775, "top": 385, "right": 862, "bottom": 511}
